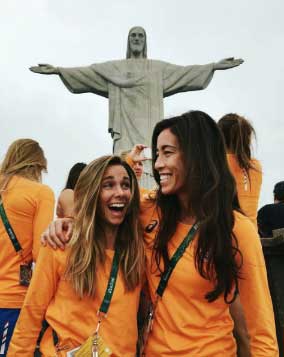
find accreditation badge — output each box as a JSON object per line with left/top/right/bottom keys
{"left": 19, "top": 262, "right": 32, "bottom": 286}
{"left": 66, "top": 334, "right": 112, "bottom": 357}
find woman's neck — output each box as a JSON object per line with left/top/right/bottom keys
{"left": 104, "top": 225, "right": 118, "bottom": 250}
{"left": 19, "top": 173, "right": 40, "bottom": 182}
{"left": 179, "top": 212, "right": 196, "bottom": 225}
{"left": 178, "top": 192, "right": 196, "bottom": 224}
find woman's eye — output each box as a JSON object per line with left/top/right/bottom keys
{"left": 164, "top": 151, "right": 173, "bottom": 156}
{"left": 122, "top": 182, "right": 130, "bottom": 190}
{"left": 103, "top": 182, "right": 112, "bottom": 188}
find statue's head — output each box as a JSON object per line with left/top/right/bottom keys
{"left": 126, "top": 26, "right": 147, "bottom": 59}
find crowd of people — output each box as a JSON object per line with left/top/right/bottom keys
{"left": 0, "top": 111, "right": 283, "bottom": 356}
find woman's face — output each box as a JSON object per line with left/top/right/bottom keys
{"left": 133, "top": 161, "right": 143, "bottom": 180}
{"left": 99, "top": 164, "right": 131, "bottom": 227}
{"left": 154, "top": 128, "right": 186, "bottom": 197}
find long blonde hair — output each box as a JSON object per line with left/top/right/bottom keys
{"left": 0, "top": 139, "right": 47, "bottom": 191}
{"left": 65, "top": 156, "right": 144, "bottom": 298}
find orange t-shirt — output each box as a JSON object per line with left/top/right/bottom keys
{"left": 227, "top": 154, "right": 262, "bottom": 227}
{"left": 0, "top": 176, "right": 55, "bottom": 308}
{"left": 139, "top": 199, "right": 278, "bottom": 357}
{"left": 8, "top": 246, "right": 141, "bottom": 357}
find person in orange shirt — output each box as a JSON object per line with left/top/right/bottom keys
{"left": 122, "top": 145, "right": 157, "bottom": 200}
{"left": 0, "top": 139, "right": 55, "bottom": 356}
{"left": 39, "top": 111, "right": 278, "bottom": 356}
{"left": 218, "top": 113, "right": 262, "bottom": 227}
{"left": 56, "top": 162, "right": 86, "bottom": 218}
{"left": 8, "top": 156, "right": 144, "bottom": 357}
{"left": 138, "top": 111, "right": 277, "bottom": 356}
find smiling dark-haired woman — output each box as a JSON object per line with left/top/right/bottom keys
{"left": 138, "top": 111, "right": 277, "bottom": 356}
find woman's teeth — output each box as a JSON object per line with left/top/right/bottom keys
{"left": 160, "top": 174, "right": 170, "bottom": 183}
{"left": 109, "top": 203, "right": 125, "bottom": 211}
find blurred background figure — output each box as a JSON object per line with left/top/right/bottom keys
{"left": 56, "top": 162, "right": 86, "bottom": 218}
{"left": 0, "top": 139, "right": 54, "bottom": 355}
{"left": 133, "top": 160, "right": 144, "bottom": 181}
{"left": 257, "top": 181, "right": 284, "bottom": 237}
{"left": 121, "top": 150, "right": 144, "bottom": 181}
{"left": 218, "top": 113, "right": 262, "bottom": 227}
{"left": 121, "top": 145, "right": 155, "bottom": 198}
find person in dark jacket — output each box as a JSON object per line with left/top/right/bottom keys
{"left": 258, "top": 181, "right": 284, "bottom": 237}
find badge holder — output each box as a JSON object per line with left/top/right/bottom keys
{"left": 18, "top": 250, "right": 32, "bottom": 286}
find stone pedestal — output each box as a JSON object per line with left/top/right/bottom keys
{"left": 261, "top": 232, "right": 284, "bottom": 355}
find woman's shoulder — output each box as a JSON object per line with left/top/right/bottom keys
{"left": 10, "top": 176, "right": 54, "bottom": 198}
{"left": 34, "top": 182, "right": 55, "bottom": 203}
{"left": 38, "top": 244, "right": 70, "bottom": 273}
{"left": 59, "top": 189, "right": 74, "bottom": 198}
{"left": 58, "top": 189, "right": 74, "bottom": 203}
{"left": 250, "top": 158, "right": 262, "bottom": 171}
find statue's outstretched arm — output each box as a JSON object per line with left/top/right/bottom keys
{"left": 29, "top": 63, "right": 59, "bottom": 75}
{"left": 214, "top": 57, "right": 244, "bottom": 70}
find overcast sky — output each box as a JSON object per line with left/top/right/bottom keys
{"left": 1, "top": 0, "right": 283, "bottom": 208}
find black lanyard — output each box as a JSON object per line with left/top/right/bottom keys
{"left": 0, "top": 199, "right": 22, "bottom": 253}
{"left": 142, "top": 221, "right": 200, "bottom": 354}
{"left": 156, "top": 221, "right": 199, "bottom": 298}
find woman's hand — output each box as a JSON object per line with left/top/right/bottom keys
{"left": 41, "top": 218, "right": 74, "bottom": 250}
{"left": 230, "top": 296, "right": 251, "bottom": 357}
{"left": 128, "top": 144, "right": 148, "bottom": 163}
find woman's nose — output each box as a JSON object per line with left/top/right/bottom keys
{"left": 154, "top": 155, "right": 164, "bottom": 170}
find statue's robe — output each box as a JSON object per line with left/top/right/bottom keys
{"left": 59, "top": 59, "right": 215, "bottom": 153}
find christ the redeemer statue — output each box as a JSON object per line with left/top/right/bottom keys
{"left": 30, "top": 26, "right": 243, "bottom": 154}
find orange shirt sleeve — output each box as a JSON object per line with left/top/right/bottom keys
{"left": 7, "top": 246, "right": 61, "bottom": 357}
{"left": 32, "top": 186, "right": 55, "bottom": 260}
{"left": 234, "top": 213, "right": 279, "bottom": 356}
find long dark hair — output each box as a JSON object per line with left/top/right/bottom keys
{"left": 218, "top": 113, "right": 257, "bottom": 176}
{"left": 151, "top": 111, "right": 242, "bottom": 303}
{"left": 64, "top": 162, "right": 87, "bottom": 190}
